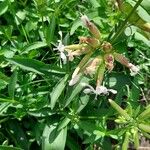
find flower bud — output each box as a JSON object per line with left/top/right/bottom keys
{"left": 101, "top": 41, "right": 112, "bottom": 53}
{"left": 113, "top": 52, "right": 129, "bottom": 67}
{"left": 138, "top": 123, "right": 150, "bottom": 133}
{"left": 138, "top": 105, "right": 150, "bottom": 120}
{"left": 65, "top": 44, "right": 86, "bottom": 51}
{"left": 81, "top": 15, "right": 101, "bottom": 40}
{"left": 67, "top": 45, "right": 91, "bottom": 61}
{"left": 122, "top": 132, "right": 130, "bottom": 150}
{"left": 79, "top": 37, "right": 100, "bottom": 48}
{"left": 84, "top": 56, "right": 102, "bottom": 76}
{"left": 104, "top": 54, "right": 114, "bottom": 71}
{"left": 109, "top": 99, "right": 131, "bottom": 120}
{"left": 133, "top": 128, "right": 139, "bottom": 149}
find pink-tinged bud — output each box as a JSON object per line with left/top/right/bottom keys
{"left": 81, "top": 15, "right": 101, "bottom": 40}
{"left": 84, "top": 57, "right": 102, "bottom": 76}
{"left": 101, "top": 41, "right": 112, "bottom": 53}
{"left": 113, "top": 52, "right": 129, "bottom": 67}
{"left": 79, "top": 37, "right": 100, "bottom": 48}
{"left": 104, "top": 54, "right": 114, "bottom": 71}
{"left": 114, "top": 53, "right": 139, "bottom": 76}
{"left": 67, "top": 46, "right": 91, "bottom": 61}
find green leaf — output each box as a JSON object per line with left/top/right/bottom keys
{"left": 8, "top": 70, "right": 18, "bottom": 99}
{"left": 57, "top": 117, "right": 70, "bottom": 131}
{"left": 0, "top": 0, "right": 8, "bottom": 16}
{"left": 0, "top": 71, "right": 9, "bottom": 83}
{"left": 46, "top": 15, "right": 56, "bottom": 45}
{"left": 134, "top": 32, "right": 150, "bottom": 47}
{"left": 78, "top": 121, "right": 99, "bottom": 133}
{"left": 0, "top": 79, "right": 8, "bottom": 90}
{"left": 7, "top": 57, "right": 66, "bottom": 75}
{"left": 0, "top": 102, "right": 11, "bottom": 115}
{"left": 0, "top": 145, "right": 23, "bottom": 150}
{"left": 141, "top": 0, "right": 150, "bottom": 13}
{"left": 70, "top": 19, "right": 82, "bottom": 35}
{"left": 42, "top": 125, "right": 67, "bottom": 150}
{"left": 7, "top": 120, "right": 29, "bottom": 150}
{"left": 50, "top": 74, "right": 69, "bottom": 109}
{"left": 64, "top": 77, "right": 89, "bottom": 107}
{"left": 123, "top": 1, "right": 150, "bottom": 23}
{"left": 88, "top": 0, "right": 100, "bottom": 8}
{"left": 21, "top": 41, "right": 47, "bottom": 54}
{"left": 75, "top": 94, "right": 90, "bottom": 113}
{"left": 66, "top": 135, "right": 82, "bottom": 150}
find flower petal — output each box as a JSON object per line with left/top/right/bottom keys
{"left": 96, "top": 86, "right": 108, "bottom": 95}
{"left": 128, "top": 63, "right": 139, "bottom": 76}
{"left": 60, "top": 52, "right": 67, "bottom": 64}
{"left": 69, "top": 74, "right": 81, "bottom": 86}
{"left": 83, "top": 88, "right": 93, "bottom": 94}
{"left": 108, "top": 89, "right": 117, "bottom": 94}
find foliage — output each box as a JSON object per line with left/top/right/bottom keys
{"left": 0, "top": 0, "right": 150, "bottom": 150}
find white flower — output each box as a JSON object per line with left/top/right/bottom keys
{"left": 69, "top": 74, "right": 81, "bottom": 86}
{"left": 81, "top": 83, "right": 117, "bottom": 98}
{"left": 54, "top": 31, "right": 67, "bottom": 64}
{"left": 128, "top": 63, "right": 139, "bottom": 76}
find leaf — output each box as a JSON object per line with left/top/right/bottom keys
{"left": 88, "top": 0, "right": 100, "bottom": 8}
{"left": 7, "top": 57, "right": 66, "bottom": 75}
{"left": 0, "top": 0, "right": 8, "bottom": 16}
{"left": 66, "top": 135, "right": 82, "bottom": 150}
{"left": 0, "top": 79, "right": 8, "bottom": 90}
{"left": 50, "top": 74, "right": 69, "bottom": 109}
{"left": 122, "top": 1, "right": 150, "bottom": 31}
{"left": 70, "top": 19, "right": 82, "bottom": 35}
{"left": 64, "top": 77, "right": 89, "bottom": 107}
{"left": 75, "top": 94, "right": 90, "bottom": 113}
{"left": 0, "top": 145, "right": 23, "bottom": 150}
{"left": 78, "top": 121, "right": 99, "bottom": 133}
{"left": 134, "top": 32, "right": 150, "bottom": 47}
{"left": 8, "top": 70, "right": 18, "bottom": 99}
{"left": 57, "top": 117, "right": 70, "bottom": 131}
{"left": 21, "top": 41, "right": 47, "bottom": 54}
{"left": 0, "top": 102, "right": 11, "bottom": 115}
{"left": 141, "top": 0, "right": 150, "bottom": 12}
{"left": 0, "top": 71, "right": 9, "bottom": 83}
{"left": 46, "top": 15, "right": 56, "bottom": 45}
{"left": 7, "top": 120, "right": 29, "bottom": 150}
{"left": 106, "top": 73, "right": 131, "bottom": 90}
{"left": 42, "top": 125, "right": 67, "bottom": 150}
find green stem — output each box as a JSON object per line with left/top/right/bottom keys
{"left": 111, "top": 0, "right": 143, "bottom": 44}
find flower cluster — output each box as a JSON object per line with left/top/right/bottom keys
{"left": 54, "top": 15, "right": 139, "bottom": 95}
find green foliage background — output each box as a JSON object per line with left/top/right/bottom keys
{"left": 0, "top": 0, "right": 150, "bottom": 149}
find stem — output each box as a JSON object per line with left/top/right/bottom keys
{"left": 111, "top": 0, "right": 143, "bottom": 44}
